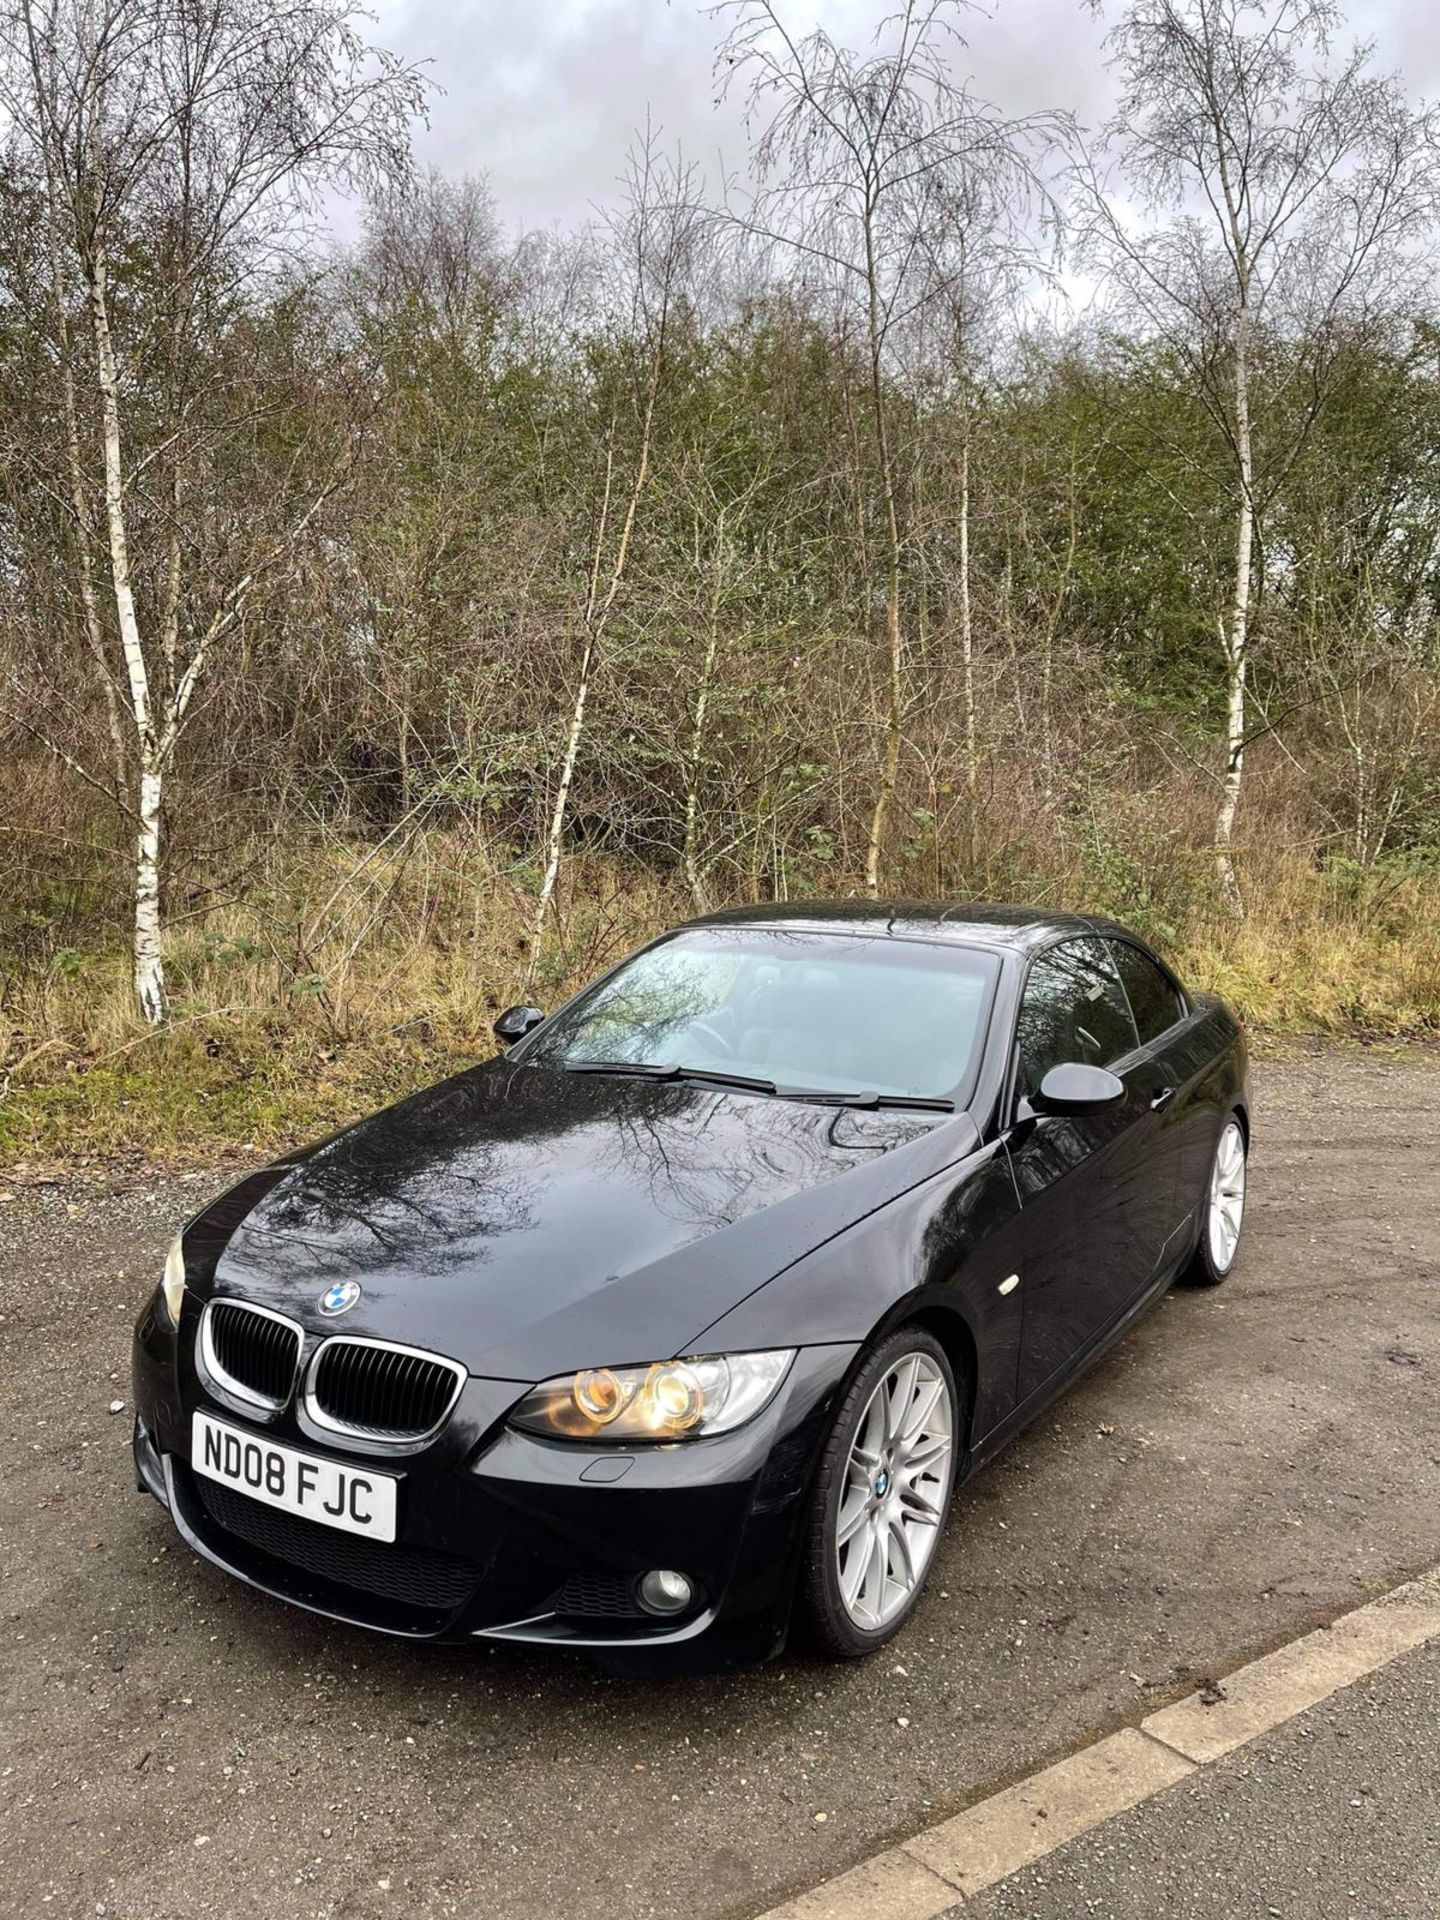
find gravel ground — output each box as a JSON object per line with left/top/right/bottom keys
{"left": 950, "top": 1636, "right": 1440, "bottom": 1920}
{"left": 1, "top": 1048, "right": 1437, "bottom": 1920}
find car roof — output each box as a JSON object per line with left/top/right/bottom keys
{"left": 682, "top": 899, "right": 1135, "bottom": 956}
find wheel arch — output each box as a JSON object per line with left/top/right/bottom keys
{"left": 860, "top": 1290, "right": 981, "bottom": 1457}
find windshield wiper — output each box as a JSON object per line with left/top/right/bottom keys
{"left": 676, "top": 1067, "right": 779, "bottom": 1093}
{"left": 559, "top": 1059, "right": 953, "bottom": 1110}
{"left": 559, "top": 1060, "right": 779, "bottom": 1093}
{"left": 773, "top": 1088, "right": 955, "bottom": 1111}
{"left": 559, "top": 1059, "right": 680, "bottom": 1077}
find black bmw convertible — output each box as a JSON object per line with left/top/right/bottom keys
{"left": 133, "top": 902, "right": 1249, "bottom": 1669}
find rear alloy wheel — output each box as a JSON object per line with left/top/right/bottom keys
{"left": 1183, "top": 1115, "right": 1247, "bottom": 1286}
{"left": 800, "top": 1328, "right": 960, "bottom": 1657}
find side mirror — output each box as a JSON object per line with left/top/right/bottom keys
{"left": 1029, "top": 1062, "right": 1126, "bottom": 1116}
{"left": 493, "top": 1004, "right": 545, "bottom": 1048}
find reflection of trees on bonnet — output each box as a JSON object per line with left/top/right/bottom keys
{"left": 238, "top": 1066, "right": 554, "bottom": 1273}
{"left": 232, "top": 1060, "right": 851, "bottom": 1276}
{"left": 594, "top": 1088, "right": 820, "bottom": 1229}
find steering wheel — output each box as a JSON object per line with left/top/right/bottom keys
{"left": 688, "top": 1017, "right": 736, "bottom": 1059}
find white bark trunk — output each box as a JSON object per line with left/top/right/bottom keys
{"left": 42, "top": 206, "right": 127, "bottom": 793}
{"left": 683, "top": 605, "right": 722, "bottom": 912}
{"left": 134, "top": 761, "right": 167, "bottom": 1025}
{"left": 1216, "top": 305, "right": 1253, "bottom": 920}
{"left": 527, "top": 333, "right": 664, "bottom": 975}
{"left": 1215, "top": 604, "right": 1248, "bottom": 913}
{"left": 89, "top": 235, "right": 170, "bottom": 1022}
{"left": 528, "top": 633, "right": 595, "bottom": 974}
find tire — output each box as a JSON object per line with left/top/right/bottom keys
{"left": 1181, "top": 1112, "right": 1248, "bottom": 1287}
{"left": 799, "top": 1326, "right": 963, "bottom": 1659}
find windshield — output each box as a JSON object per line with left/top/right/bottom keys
{"left": 521, "top": 927, "right": 999, "bottom": 1102}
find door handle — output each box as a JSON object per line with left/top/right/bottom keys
{"left": 1149, "top": 1085, "right": 1176, "bottom": 1112}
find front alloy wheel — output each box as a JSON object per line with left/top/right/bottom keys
{"left": 801, "top": 1328, "right": 960, "bottom": 1657}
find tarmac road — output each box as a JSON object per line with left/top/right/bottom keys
{"left": 950, "top": 1635, "right": 1440, "bottom": 1920}
{"left": 1, "top": 1047, "right": 1437, "bottom": 1920}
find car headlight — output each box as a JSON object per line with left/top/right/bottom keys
{"left": 509, "top": 1350, "right": 795, "bottom": 1443}
{"left": 159, "top": 1235, "right": 187, "bottom": 1326}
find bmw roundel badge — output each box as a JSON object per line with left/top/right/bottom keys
{"left": 319, "top": 1279, "right": 362, "bottom": 1316}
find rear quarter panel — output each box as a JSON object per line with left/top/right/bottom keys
{"left": 1170, "top": 993, "right": 1249, "bottom": 1198}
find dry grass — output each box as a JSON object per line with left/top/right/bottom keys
{"left": 2, "top": 826, "right": 1437, "bottom": 1166}
{"left": 0, "top": 845, "right": 680, "bottom": 1163}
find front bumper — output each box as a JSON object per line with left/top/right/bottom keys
{"left": 133, "top": 1293, "right": 856, "bottom": 1671}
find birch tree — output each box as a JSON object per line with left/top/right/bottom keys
{"left": 525, "top": 137, "right": 707, "bottom": 973}
{"left": 717, "top": 0, "right": 1054, "bottom": 892}
{"left": 0, "top": 0, "right": 420, "bottom": 1021}
{"left": 915, "top": 186, "right": 1053, "bottom": 814}
{"left": 1079, "top": 0, "right": 1440, "bottom": 915}
{"left": 674, "top": 452, "right": 780, "bottom": 911}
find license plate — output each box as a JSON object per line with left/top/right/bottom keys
{"left": 191, "top": 1410, "right": 397, "bottom": 1543}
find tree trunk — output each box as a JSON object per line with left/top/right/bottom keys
{"left": 1215, "top": 304, "right": 1253, "bottom": 920}
{"left": 959, "top": 435, "right": 977, "bottom": 807}
{"left": 529, "top": 632, "right": 595, "bottom": 975}
{"left": 683, "top": 516, "right": 726, "bottom": 912}
{"left": 865, "top": 565, "right": 903, "bottom": 897}
{"left": 134, "top": 759, "right": 167, "bottom": 1025}
{"left": 862, "top": 215, "right": 904, "bottom": 898}
{"left": 48, "top": 254, "right": 127, "bottom": 795}
{"left": 89, "top": 235, "right": 170, "bottom": 1023}
{"left": 1041, "top": 448, "right": 1080, "bottom": 798}
{"left": 526, "top": 321, "right": 665, "bottom": 975}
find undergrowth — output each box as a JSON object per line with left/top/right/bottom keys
{"left": 3, "top": 835, "right": 1438, "bottom": 1166}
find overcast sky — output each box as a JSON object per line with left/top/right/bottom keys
{"left": 367, "top": 0, "right": 1440, "bottom": 236}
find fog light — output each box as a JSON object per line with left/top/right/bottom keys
{"left": 637, "top": 1569, "right": 693, "bottom": 1615}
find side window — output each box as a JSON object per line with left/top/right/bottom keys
{"left": 1108, "top": 941, "right": 1185, "bottom": 1046}
{"left": 1014, "top": 939, "right": 1139, "bottom": 1097}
